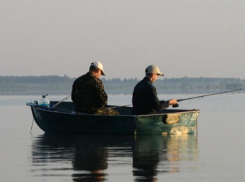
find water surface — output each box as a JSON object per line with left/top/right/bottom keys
{"left": 1, "top": 94, "right": 245, "bottom": 181}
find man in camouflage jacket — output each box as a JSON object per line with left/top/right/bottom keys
{"left": 71, "top": 62, "right": 119, "bottom": 115}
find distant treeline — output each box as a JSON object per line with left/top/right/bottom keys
{"left": 0, "top": 75, "right": 244, "bottom": 95}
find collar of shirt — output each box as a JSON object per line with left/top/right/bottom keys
{"left": 86, "top": 72, "right": 98, "bottom": 79}
{"left": 143, "top": 76, "right": 152, "bottom": 83}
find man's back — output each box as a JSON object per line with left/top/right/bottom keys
{"left": 132, "top": 77, "right": 158, "bottom": 115}
{"left": 132, "top": 65, "right": 177, "bottom": 115}
{"left": 132, "top": 77, "right": 169, "bottom": 115}
{"left": 71, "top": 72, "right": 107, "bottom": 113}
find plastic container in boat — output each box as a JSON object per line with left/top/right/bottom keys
{"left": 38, "top": 94, "right": 50, "bottom": 107}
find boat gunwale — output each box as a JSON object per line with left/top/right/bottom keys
{"left": 27, "top": 102, "right": 200, "bottom": 117}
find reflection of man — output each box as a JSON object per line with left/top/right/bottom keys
{"left": 31, "top": 134, "right": 108, "bottom": 182}
{"left": 72, "top": 137, "right": 108, "bottom": 182}
{"left": 132, "top": 136, "right": 162, "bottom": 182}
{"left": 71, "top": 62, "right": 118, "bottom": 115}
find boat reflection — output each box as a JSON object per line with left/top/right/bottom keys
{"left": 133, "top": 135, "right": 198, "bottom": 181}
{"left": 31, "top": 134, "right": 198, "bottom": 182}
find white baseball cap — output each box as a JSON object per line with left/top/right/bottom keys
{"left": 145, "top": 65, "right": 164, "bottom": 76}
{"left": 90, "top": 62, "right": 105, "bottom": 75}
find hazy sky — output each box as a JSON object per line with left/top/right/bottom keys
{"left": 1, "top": 0, "right": 245, "bottom": 79}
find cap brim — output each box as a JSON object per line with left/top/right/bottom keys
{"left": 157, "top": 73, "right": 164, "bottom": 76}
{"left": 101, "top": 70, "right": 105, "bottom": 76}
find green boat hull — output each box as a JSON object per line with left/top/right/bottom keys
{"left": 27, "top": 101, "right": 199, "bottom": 135}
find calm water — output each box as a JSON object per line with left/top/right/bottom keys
{"left": 1, "top": 94, "right": 245, "bottom": 182}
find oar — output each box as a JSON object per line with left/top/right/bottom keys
{"left": 52, "top": 95, "right": 71, "bottom": 108}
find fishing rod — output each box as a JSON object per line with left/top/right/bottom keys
{"left": 52, "top": 95, "right": 71, "bottom": 108}
{"left": 172, "top": 88, "right": 244, "bottom": 107}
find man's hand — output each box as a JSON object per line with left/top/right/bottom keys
{"left": 169, "top": 99, "right": 178, "bottom": 105}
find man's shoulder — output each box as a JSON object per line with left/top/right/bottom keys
{"left": 81, "top": 73, "right": 104, "bottom": 85}
{"left": 136, "top": 78, "right": 152, "bottom": 87}
{"left": 75, "top": 73, "right": 94, "bottom": 81}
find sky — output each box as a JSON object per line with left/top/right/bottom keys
{"left": 1, "top": 0, "right": 245, "bottom": 79}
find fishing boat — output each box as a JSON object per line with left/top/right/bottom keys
{"left": 26, "top": 101, "right": 199, "bottom": 135}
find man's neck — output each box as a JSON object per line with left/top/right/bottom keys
{"left": 90, "top": 71, "right": 99, "bottom": 78}
{"left": 145, "top": 75, "right": 153, "bottom": 83}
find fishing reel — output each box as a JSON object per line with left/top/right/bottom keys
{"left": 172, "top": 103, "right": 179, "bottom": 108}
